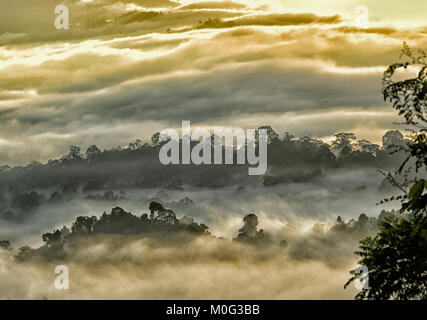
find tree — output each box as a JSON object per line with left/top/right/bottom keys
{"left": 85, "top": 145, "right": 101, "bottom": 160}
{"left": 346, "top": 42, "right": 427, "bottom": 299}
{"left": 332, "top": 132, "right": 356, "bottom": 152}
{"left": 315, "top": 144, "right": 336, "bottom": 162}
{"left": 382, "top": 130, "right": 405, "bottom": 150}
{"left": 71, "top": 216, "right": 97, "bottom": 234}
{"left": 151, "top": 132, "right": 160, "bottom": 145}
{"left": 65, "top": 145, "right": 83, "bottom": 160}
{"left": 235, "top": 214, "right": 272, "bottom": 245}
{"left": 149, "top": 201, "right": 165, "bottom": 220}
{"left": 382, "top": 41, "right": 426, "bottom": 171}
{"left": 357, "top": 139, "right": 380, "bottom": 155}
{"left": 258, "top": 125, "right": 279, "bottom": 143}
{"left": 128, "top": 139, "right": 142, "bottom": 150}
{"left": 345, "top": 214, "right": 427, "bottom": 299}
{"left": 149, "top": 201, "right": 178, "bottom": 224}
{"left": 0, "top": 240, "right": 12, "bottom": 251}
{"left": 42, "top": 229, "right": 63, "bottom": 248}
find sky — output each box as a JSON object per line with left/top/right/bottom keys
{"left": 0, "top": 0, "right": 426, "bottom": 165}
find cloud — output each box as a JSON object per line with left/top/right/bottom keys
{"left": 113, "top": 0, "right": 179, "bottom": 8}
{"left": 0, "top": 0, "right": 423, "bottom": 300}
{"left": 0, "top": 234, "right": 359, "bottom": 299}
{"left": 0, "top": 1, "right": 424, "bottom": 168}
{"left": 0, "top": 57, "right": 398, "bottom": 165}
{"left": 195, "top": 13, "right": 341, "bottom": 29}
{"left": 1, "top": 200, "right": 377, "bottom": 300}
{"left": 178, "top": 1, "right": 249, "bottom": 10}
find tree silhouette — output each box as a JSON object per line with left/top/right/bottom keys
{"left": 346, "top": 42, "right": 427, "bottom": 299}
{"left": 332, "top": 132, "right": 356, "bottom": 152}
{"left": 235, "top": 214, "right": 272, "bottom": 245}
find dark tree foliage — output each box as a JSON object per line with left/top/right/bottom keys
{"left": 42, "top": 229, "right": 64, "bottom": 248}
{"left": 0, "top": 240, "right": 12, "bottom": 251}
{"left": 13, "top": 202, "right": 212, "bottom": 260}
{"left": 37, "top": 202, "right": 210, "bottom": 252}
{"left": 0, "top": 125, "right": 408, "bottom": 224}
{"left": 346, "top": 43, "right": 427, "bottom": 300}
{"left": 234, "top": 213, "right": 272, "bottom": 245}
{"left": 382, "top": 41, "right": 427, "bottom": 172}
{"left": 382, "top": 42, "right": 426, "bottom": 126}
{"left": 346, "top": 214, "right": 427, "bottom": 300}
{"left": 71, "top": 216, "right": 97, "bottom": 235}
{"left": 0, "top": 128, "right": 405, "bottom": 194}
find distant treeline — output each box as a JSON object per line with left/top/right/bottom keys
{"left": 0, "top": 201, "right": 401, "bottom": 263}
{"left": 0, "top": 127, "right": 408, "bottom": 190}
{"left": 0, "top": 127, "right": 409, "bottom": 223}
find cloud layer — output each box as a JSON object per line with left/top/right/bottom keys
{"left": 1, "top": 1, "right": 426, "bottom": 165}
